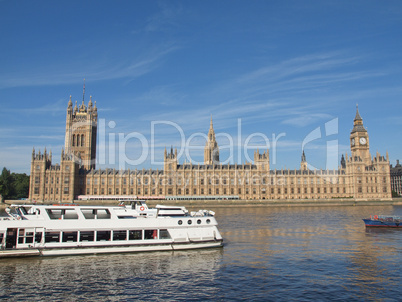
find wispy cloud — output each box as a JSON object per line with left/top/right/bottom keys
{"left": 0, "top": 44, "right": 179, "bottom": 89}
{"left": 131, "top": 2, "right": 184, "bottom": 34}
{"left": 281, "top": 113, "right": 333, "bottom": 127}
{"left": 136, "top": 85, "right": 188, "bottom": 106}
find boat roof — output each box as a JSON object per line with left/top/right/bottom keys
{"left": 10, "top": 201, "right": 147, "bottom": 209}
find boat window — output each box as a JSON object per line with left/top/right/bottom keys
{"left": 35, "top": 232, "right": 42, "bottom": 243}
{"left": 45, "top": 232, "right": 61, "bottom": 243}
{"left": 159, "top": 229, "right": 171, "bottom": 240}
{"left": 97, "top": 209, "right": 111, "bottom": 219}
{"left": 187, "top": 220, "right": 192, "bottom": 225}
{"left": 81, "top": 209, "right": 96, "bottom": 219}
{"left": 18, "top": 229, "right": 25, "bottom": 244}
{"left": 113, "top": 230, "right": 127, "bottom": 241}
{"left": 25, "top": 231, "right": 34, "bottom": 244}
{"left": 128, "top": 230, "right": 142, "bottom": 240}
{"left": 96, "top": 231, "right": 111, "bottom": 241}
{"left": 206, "top": 219, "right": 211, "bottom": 224}
{"left": 178, "top": 220, "right": 183, "bottom": 225}
{"left": 64, "top": 210, "right": 79, "bottom": 220}
{"left": 197, "top": 219, "right": 201, "bottom": 225}
{"left": 80, "top": 231, "right": 94, "bottom": 242}
{"left": 118, "top": 216, "right": 136, "bottom": 219}
{"left": 144, "top": 230, "right": 157, "bottom": 240}
{"left": 17, "top": 228, "right": 34, "bottom": 244}
{"left": 0, "top": 233, "right": 4, "bottom": 244}
{"left": 46, "top": 209, "right": 63, "bottom": 219}
{"left": 46, "top": 209, "right": 79, "bottom": 219}
{"left": 62, "top": 231, "right": 78, "bottom": 242}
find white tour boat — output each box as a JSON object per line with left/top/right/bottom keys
{"left": 0, "top": 201, "right": 223, "bottom": 258}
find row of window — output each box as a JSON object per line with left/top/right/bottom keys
{"left": 35, "top": 176, "right": 71, "bottom": 185}
{"left": 37, "top": 175, "right": 385, "bottom": 188}
{"left": 72, "top": 134, "right": 85, "bottom": 147}
{"left": 34, "top": 187, "right": 69, "bottom": 195}
{"left": 84, "top": 176, "right": 347, "bottom": 186}
{"left": 37, "top": 185, "right": 387, "bottom": 197}
{"left": 46, "top": 208, "right": 112, "bottom": 220}
{"left": 84, "top": 187, "right": 350, "bottom": 196}
{"left": 11, "top": 229, "right": 170, "bottom": 245}
{"left": 357, "top": 187, "right": 388, "bottom": 193}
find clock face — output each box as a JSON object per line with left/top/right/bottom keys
{"left": 359, "top": 137, "right": 367, "bottom": 145}
{"left": 351, "top": 138, "right": 355, "bottom": 146}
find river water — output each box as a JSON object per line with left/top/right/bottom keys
{"left": 1, "top": 205, "right": 401, "bottom": 301}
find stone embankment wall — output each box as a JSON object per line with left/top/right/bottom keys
{"left": 2, "top": 198, "right": 402, "bottom": 208}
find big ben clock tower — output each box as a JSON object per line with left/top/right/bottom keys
{"left": 350, "top": 105, "right": 371, "bottom": 164}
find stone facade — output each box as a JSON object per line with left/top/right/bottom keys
{"left": 29, "top": 94, "right": 392, "bottom": 202}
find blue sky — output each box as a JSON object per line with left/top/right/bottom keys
{"left": 1, "top": 1, "right": 401, "bottom": 174}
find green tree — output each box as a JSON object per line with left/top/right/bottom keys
{"left": 12, "top": 173, "right": 30, "bottom": 199}
{"left": 0, "top": 167, "right": 15, "bottom": 201}
{"left": 0, "top": 168, "right": 30, "bottom": 201}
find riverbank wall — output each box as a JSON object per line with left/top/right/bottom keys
{"left": 2, "top": 198, "right": 402, "bottom": 208}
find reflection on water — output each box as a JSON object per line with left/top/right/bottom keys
{"left": 214, "top": 205, "right": 402, "bottom": 301}
{"left": 0, "top": 249, "right": 224, "bottom": 301}
{"left": 1, "top": 205, "right": 401, "bottom": 301}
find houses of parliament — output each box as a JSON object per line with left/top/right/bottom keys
{"left": 29, "top": 90, "right": 392, "bottom": 202}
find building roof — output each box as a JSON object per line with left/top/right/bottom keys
{"left": 351, "top": 105, "right": 367, "bottom": 134}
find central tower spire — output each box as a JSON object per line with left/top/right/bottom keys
{"left": 204, "top": 115, "right": 219, "bottom": 165}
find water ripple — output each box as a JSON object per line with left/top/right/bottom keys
{"left": 1, "top": 205, "right": 401, "bottom": 301}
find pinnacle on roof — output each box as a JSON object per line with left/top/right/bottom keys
{"left": 354, "top": 104, "right": 362, "bottom": 121}
{"left": 351, "top": 104, "right": 367, "bottom": 134}
{"left": 208, "top": 115, "right": 215, "bottom": 136}
{"left": 82, "top": 78, "right": 86, "bottom": 102}
{"left": 302, "top": 150, "right": 306, "bottom": 163}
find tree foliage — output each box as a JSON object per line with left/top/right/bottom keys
{"left": 0, "top": 167, "right": 30, "bottom": 201}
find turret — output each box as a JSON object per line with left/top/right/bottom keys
{"left": 254, "top": 149, "right": 270, "bottom": 171}
{"left": 164, "top": 146, "right": 178, "bottom": 171}
{"left": 340, "top": 154, "right": 346, "bottom": 169}
{"left": 67, "top": 96, "right": 73, "bottom": 115}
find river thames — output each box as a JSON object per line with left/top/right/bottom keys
{"left": 1, "top": 204, "right": 401, "bottom": 301}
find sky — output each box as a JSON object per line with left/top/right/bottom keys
{"left": 1, "top": 0, "right": 402, "bottom": 174}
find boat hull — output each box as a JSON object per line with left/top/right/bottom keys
{"left": 363, "top": 219, "right": 402, "bottom": 228}
{"left": 0, "top": 240, "right": 223, "bottom": 258}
